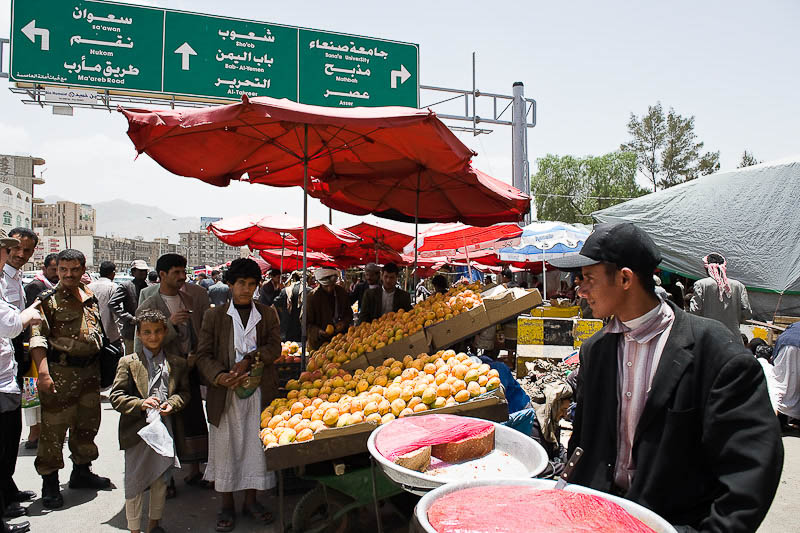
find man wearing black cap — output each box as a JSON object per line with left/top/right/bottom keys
{"left": 551, "top": 222, "right": 782, "bottom": 533}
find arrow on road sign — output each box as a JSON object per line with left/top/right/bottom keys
{"left": 174, "top": 42, "right": 197, "bottom": 71}
{"left": 390, "top": 64, "right": 411, "bottom": 89}
{"left": 21, "top": 20, "right": 50, "bottom": 51}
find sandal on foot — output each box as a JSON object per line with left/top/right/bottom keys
{"left": 215, "top": 509, "right": 236, "bottom": 532}
{"left": 242, "top": 501, "right": 274, "bottom": 525}
{"left": 165, "top": 478, "right": 177, "bottom": 499}
{"left": 184, "top": 472, "right": 213, "bottom": 489}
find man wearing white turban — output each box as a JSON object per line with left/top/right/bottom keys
{"left": 302, "top": 269, "right": 353, "bottom": 350}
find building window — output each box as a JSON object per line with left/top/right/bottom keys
{"left": 16, "top": 193, "right": 21, "bottom": 199}
{"left": 25, "top": 197, "right": 29, "bottom": 203}
{"left": 16, "top": 215, "right": 21, "bottom": 226}
{"left": 2, "top": 212, "right": 10, "bottom": 225}
{"left": 2, "top": 189, "right": 10, "bottom": 196}
{"left": 24, "top": 218, "right": 29, "bottom": 227}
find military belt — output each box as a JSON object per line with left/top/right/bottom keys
{"left": 49, "top": 351, "right": 99, "bottom": 368}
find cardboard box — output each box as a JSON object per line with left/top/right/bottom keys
{"left": 342, "top": 330, "right": 432, "bottom": 371}
{"left": 427, "top": 303, "right": 491, "bottom": 350}
{"left": 368, "top": 329, "right": 431, "bottom": 365}
{"left": 484, "top": 288, "right": 543, "bottom": 324}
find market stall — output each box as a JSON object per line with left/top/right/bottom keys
{"left": 120, "top": 96, "right": 533, "bottom": 531}
{"left": 120, "top": 96, "right": 529, "bottom": 369}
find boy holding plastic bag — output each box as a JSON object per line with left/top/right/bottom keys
{"left": 110, "top": 309, "right": 190, "bottom": 533}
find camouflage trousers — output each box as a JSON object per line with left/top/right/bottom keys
{"left": 35, "top": 360, "right": 101, "bottom": 476}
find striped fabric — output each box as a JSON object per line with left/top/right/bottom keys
{"left": 605, "top": 301, "right": 675, "bottom": 491}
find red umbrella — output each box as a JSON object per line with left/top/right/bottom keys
{"left": 119, "top": 96, "right": 473, "bottom": 188}
{"left": 326, "top": 219, "right": 415, "bottom": 266}
{"left": 246, "top": 255, "right": 270, "bottom": 276}
{"left": 406, "top": 222, "right": 523, "bottom": 258}
{"left": 258, "top": 249, "right": 340, "bottom": 271}
{"left": 308, "top": 165, "right": 529, "bottom": 226}
{"left": 208, "top": 214, "right": 360, "bottom": 251}
{"left": 344, "top": 221, "right": 415, "bottom": 253}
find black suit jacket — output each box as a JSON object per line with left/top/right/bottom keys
{"left": 568, "top": 301, "right": 783, "bottom": 532}
{"left": 359, "top": 286, "right": 412, "bottom": 324}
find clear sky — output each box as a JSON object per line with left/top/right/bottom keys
{"left": 1, "top": 0, "right": 797, "bottom": 228}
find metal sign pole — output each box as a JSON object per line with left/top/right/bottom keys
{"left": 512, "top": 81, "right": 531, "bottom": 225}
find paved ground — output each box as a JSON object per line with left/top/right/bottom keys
{"left": 6, "top": 397, "right": 799, "bottom": 532}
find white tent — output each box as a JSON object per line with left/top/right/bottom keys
{"left": 593, "top": 156, "right": 800, "bottom": 319}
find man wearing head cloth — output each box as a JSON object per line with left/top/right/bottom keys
{"left": 689, "top": 253, "right": 752, "bottom": 338}
{"left": 550, "top": 222, "right": 782, "bottom": 533}
{"left": 302, "top": 269, "right": 353, "bottom": 350}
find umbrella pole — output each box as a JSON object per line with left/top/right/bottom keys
{"left": 464, "top": 235, "right": 472, "bottom": 281}
{"left": 280, "top": 234, "right": 285, "bottom": 276}
{"left": 542, "top": 252, "right": 546, "bottom": 300}
{"left": 301, "top": 124, "right": 309, "bottom": 369}
{"left": 413, "top": 171, "right": 420, "bottom": 303}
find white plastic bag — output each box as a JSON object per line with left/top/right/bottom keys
{"left": 137, "top": 409, "right": 175, "bottom": 458}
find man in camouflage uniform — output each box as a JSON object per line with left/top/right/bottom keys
{"left": 29, "top": 249, "right": 111, "bottom": 509}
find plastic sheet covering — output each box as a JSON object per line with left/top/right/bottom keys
{"left": 375, "top": 414, "right": 493, "bottom": 462}
{"left": 427, "top": 487, "right": 656, "bottom": 533}
{"left": 592, "top": 157, "right": 800, "bottom": 319}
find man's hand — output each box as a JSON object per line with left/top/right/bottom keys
{"left": 38, "top": 372, "right": 56, "bottom": 395}
{"left": 216, "top": 372, "right": 249, "bottom": 389}
{"left": 231, "top": 359, "right": 250, "bottom": 376}
{"left": 170, "top": 309, "right": 191, "bottom": 326}
{"left": 20, "top": 302, "right": 42, "bottom": 328}
{"left": 141, "top": 396, "right": 160, "bottom": 411}
{"left": 159, "top": 402, "right": 173, "bottom": 416}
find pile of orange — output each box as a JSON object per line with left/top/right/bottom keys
{"left": 276, "top": 341, "right": 301, "bottom": 363}
{"left": 259, "top": 349, "right": 501, "bottom": 447}
{"left": 306, "top": 282, "right": 484, "bottom": 370}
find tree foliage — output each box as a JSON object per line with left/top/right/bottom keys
{"left": 738, "top": 150, "right": 760, "bottom": 168}
{"left": 621, "top": 102, "right": 720, "bottom": 191}
{"left": 530, "top": 151, "right": 647, "bottom": 223}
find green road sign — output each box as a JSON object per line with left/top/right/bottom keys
{"left": 9, "top": 0, "right": 419, "bottom": 108}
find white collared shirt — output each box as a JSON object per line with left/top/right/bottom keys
{"left": 0, "top": 297, "right": 24, "bottom": 394}
{"left": 381, "top": 288, "right": 394, "bottom": 316}
{"left": 2, "top": 264, "right": 24, "bottom": 311}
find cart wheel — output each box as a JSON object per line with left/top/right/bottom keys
{"left": 291, "top": 486, "right": 354, "bottom": 533}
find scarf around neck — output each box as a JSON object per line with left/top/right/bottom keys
{"left": 703, "top": 253, "right": 732, "bottom": 302}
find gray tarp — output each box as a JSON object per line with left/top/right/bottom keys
{"left": 593, "top": 156, "right": 800, "bottom": 319}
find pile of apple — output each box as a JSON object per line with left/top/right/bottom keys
{"left": 260, "top": 350, "right": 501, "bottom": 447}
{"left": 276, "top": 341, "right": 301, "bottom": 364}
{"left": 310, "top": 282, "right": 484, "bottom": 367}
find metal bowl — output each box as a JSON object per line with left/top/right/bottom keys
{"left": 367, "top": 417, "right": 549, "bottom": 496}
{"left": 415, "top": 478, "right": 677, "bottom": 533}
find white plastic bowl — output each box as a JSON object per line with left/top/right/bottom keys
{"left": 367, "top": 417, "right": 549, "bottom": 496}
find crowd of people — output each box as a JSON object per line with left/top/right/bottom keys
{"left": 1, "top": 221, "right": 798, "bottom": 533}
{"left": 0, "top": 235, "right": 446, "bottom": 533}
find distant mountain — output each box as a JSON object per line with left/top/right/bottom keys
{"left": 93, "top": 199, "right": 201, "bottom": 242}
{"left": 43, "top": 196, "right": 201, "bottom": 242}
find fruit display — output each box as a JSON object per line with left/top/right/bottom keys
{"left": 276, "top": 341, "right": 301, "bottom": 363}
{"left": 259, "top": 349, "right": 502, "bottom": 448}
{"left": 308, "top": 282, "right": 484, "bottom": 368}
